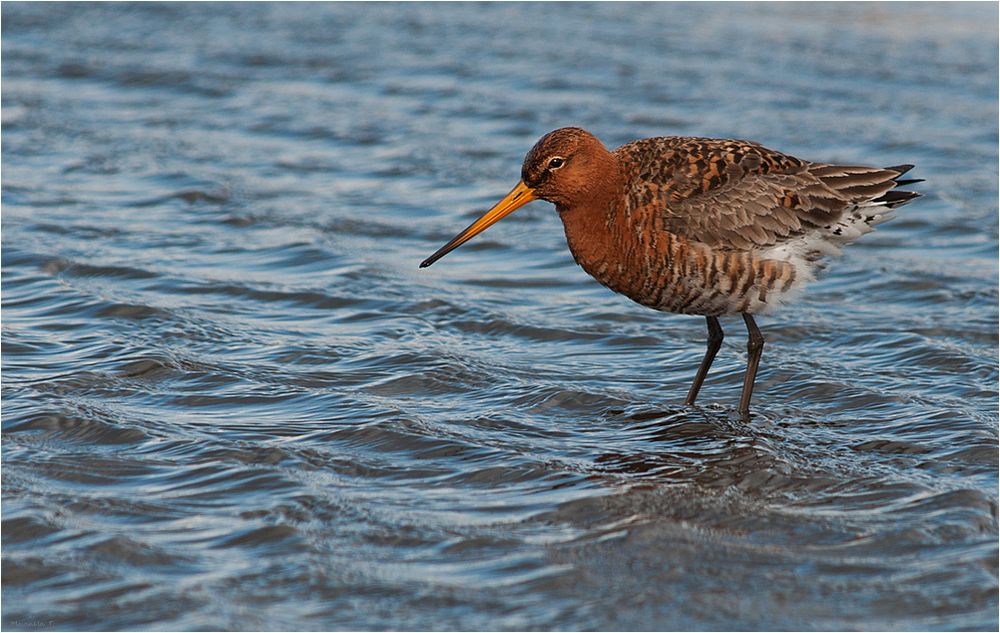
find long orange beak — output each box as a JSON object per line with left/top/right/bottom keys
{"left": 420, "top": 181, "right": 537, "bottom": 268}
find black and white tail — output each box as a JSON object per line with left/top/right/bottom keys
{"left": 759, "top": 163, "right": 921, "bottom": 304}
{"left": 770, "top": 163, "right": 921, "bottom": 261}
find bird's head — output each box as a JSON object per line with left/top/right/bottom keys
{"left": 520, "top": 127, "right": 614, "bottom": 207}
{"left": 420, "top": 127, "right": 615, "bottom": 268}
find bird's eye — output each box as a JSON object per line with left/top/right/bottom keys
{"left": 547, "top": 157, "right": 565, "bottom": 170}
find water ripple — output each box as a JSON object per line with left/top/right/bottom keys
{"left": 3, "top": 2, "right": 997, "bottom": 631}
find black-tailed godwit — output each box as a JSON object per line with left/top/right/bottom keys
{"left": 421, "top": 128, "right": 920, "bottom": 416}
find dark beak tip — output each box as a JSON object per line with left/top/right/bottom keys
{"left": 419, "top": 253, "right": 441, "bottom": 268}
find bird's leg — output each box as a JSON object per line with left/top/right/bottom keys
{"left": 738, "top": 313, "right": 764, "bottom": 417}
{"left": 685, "top": 316, "right": 724, "bottom": 406}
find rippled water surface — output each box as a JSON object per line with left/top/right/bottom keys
{"left": 3, "top": 2, "right": 998, "bottom": 630}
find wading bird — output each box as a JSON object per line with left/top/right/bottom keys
{"left": 420, "top": 128, "right": 920, "bottom": 416}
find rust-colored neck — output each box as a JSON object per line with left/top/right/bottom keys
{"left": 555, "top": 151, "right": 627, "bottom": 282}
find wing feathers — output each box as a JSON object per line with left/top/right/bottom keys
{"left": 615, "top": 137, "right": 920, "bottom": 251}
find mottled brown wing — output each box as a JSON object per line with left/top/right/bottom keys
{"left": 616, "top": 137, "right": 906, "bottom": 250}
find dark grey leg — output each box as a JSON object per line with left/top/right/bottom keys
{"left": 685, "top": 316, "right": 724, "bottom": 406}
{"left": 738, "top": 313, "right": 764, "bottom": 417}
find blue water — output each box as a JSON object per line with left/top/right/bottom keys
{"left": 2, "top": 2, "right": 997, "bottom": 630}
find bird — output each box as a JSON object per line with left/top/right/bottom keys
{"left": 420, "top": 127, "right": 921, "bottom": 417}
